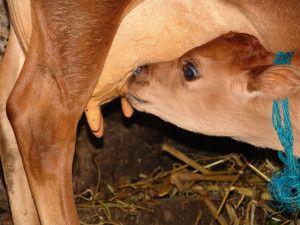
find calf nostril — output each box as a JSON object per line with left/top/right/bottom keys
{"left": 132, "top": 65, "right": 148, "bottom": 77}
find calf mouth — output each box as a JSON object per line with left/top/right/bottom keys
{"left": 126, "top": 93, "right": 149, "bottom": 104}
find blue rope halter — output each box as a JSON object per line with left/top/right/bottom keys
{"left": 268, "top": 51, "right": 300, "bottom": 213}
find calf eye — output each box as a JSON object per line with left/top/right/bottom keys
{"left": 132, "top": 66, "right": 143, "bottom": 76}
{"left": 183, "top": 62, "right": 199, "bottom": 81}
{"left": 132, "top": 65, "right": 148, "bottom": 77}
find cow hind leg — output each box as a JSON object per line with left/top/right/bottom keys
{"left": 6, "top": 1, "right": 134, "bottom": 224}
{"left": 0, "top": 28, "right": 40, "bottom": 225}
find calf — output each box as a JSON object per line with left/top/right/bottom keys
{"left": 127, "top": 32, "right": 300, "bottom": 155}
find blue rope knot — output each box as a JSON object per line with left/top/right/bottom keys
{"left": 268, "top": 51, "right": 300, "bottom": 213}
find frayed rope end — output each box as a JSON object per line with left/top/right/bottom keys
{"left": 269, "top": 166, "right": 300, "bottom": 213}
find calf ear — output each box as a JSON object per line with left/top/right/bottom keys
{"left": 245, "top": 65, "right": 300, "bottom": 99}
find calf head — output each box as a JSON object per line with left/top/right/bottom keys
{"left": 127, "top": 32, "right": 300, "bottom": 144}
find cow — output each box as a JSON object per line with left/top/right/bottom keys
{"left": 127, "top": 32, "right": 300, "bottom": 154}
{"left": 0, "top": 0, "right": 299, "bottom": 224}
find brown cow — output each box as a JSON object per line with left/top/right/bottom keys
{"left": 127, "top": 32, "right": 300, "bottom": 155}
{"left": 0, "top": 0, "right": 299, "bottom": 225}
{"left": 3, "top": 1, "right": 140, "bottom": 224}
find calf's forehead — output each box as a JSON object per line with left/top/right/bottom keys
{"left": 182, "top": 34, "right": 262, "bottom": 62}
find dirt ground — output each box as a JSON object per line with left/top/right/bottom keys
{"left": 0, "top": 1, "right": 297, "bottom": 225}
{"left": 1, "top": 99, "right": 281, "bottom": 225}
{"left": 73, "top": 102, "right": 282, "bottom": 225}
{"left": 0, "top": 0, "right": 7, "bottom": 62}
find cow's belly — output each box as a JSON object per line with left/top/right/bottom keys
{"left": 8, "top": 0, "right": 299, "bottom": 107}
{"left": 88, "top": 0, "right": 263, "bottom": 106}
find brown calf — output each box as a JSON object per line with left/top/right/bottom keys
{"left": 0, "top": 0, "right": 299, "bottom": 225}
{"left": 127, "top": 32, "right": 300, "bottom": 155}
